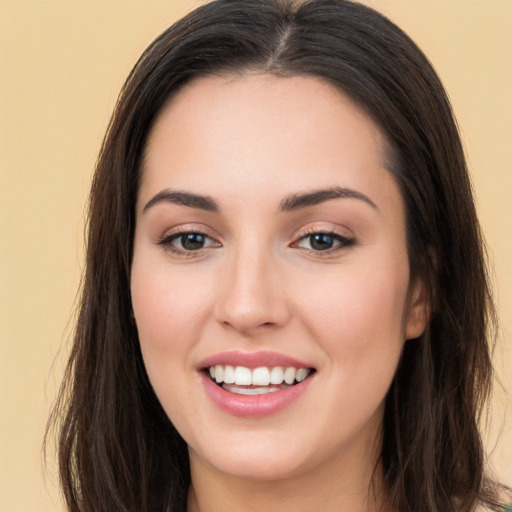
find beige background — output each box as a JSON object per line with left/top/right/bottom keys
{"left": 0, "top": 1, "right": 510, "bottom": 510}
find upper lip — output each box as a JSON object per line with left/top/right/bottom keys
{"left": 198, "top": 350, "right": 314, "bottom": 370}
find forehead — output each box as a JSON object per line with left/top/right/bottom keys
{"left": 140, "top": 73, "right": 399, "bottom": 216}
{"left": 146, "top": 73, "right": 386, "bottom": 154}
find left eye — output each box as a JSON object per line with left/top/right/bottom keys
{"left": 295, "top": 232, "right": 354, "bottom": 252}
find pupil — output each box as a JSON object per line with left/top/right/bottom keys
{"left": 182, "top": 233, "right": 205, "bottom": 250}
{"left": 310, "top": 234, "right": 334, "bottom": 251}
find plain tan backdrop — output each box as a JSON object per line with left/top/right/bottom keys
{"left": 0, "top": 1, "right": 510, "bottom": 510}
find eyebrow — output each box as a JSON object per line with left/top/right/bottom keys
{"left": 142, "top": 185, "right": 378, "bottom": 214}
{"left": 143, "top": 189, "right": 219, "bottom": 213}
{"left": 279, "top": 186, "right": 378, "bottom": 212}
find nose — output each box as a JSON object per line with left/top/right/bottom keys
{"left": 214, "top": 247, "right": 291, "bottom": 335}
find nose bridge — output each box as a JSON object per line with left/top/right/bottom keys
{"left": 215, "top": 236, "right": 289, "bottom": 333}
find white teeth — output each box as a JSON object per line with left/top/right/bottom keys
{"left": 214, "top": 365, "right": 224, "bottom": 383}
{"left": 223, "top": 365, "right": 235, "bottom": 384}
{"left": 207, "top": 365, "right": 312, "bottom": 387}
{"left": 223, "top": 385, "right": 285, "bottom": 395}
{"left": 296, "top": 368, "right": 308, "bottom": 382}
{"left": 283, "top": 367, "right": 296, "bottom": 385}
{"left": 252, "top": 367, "right": 270, "bottom": 386}
{"left": 233, "top": 366, "right": 252, "bottom": 385}
{"left": 269, "top": 366, "right": 284, "bottom": 385}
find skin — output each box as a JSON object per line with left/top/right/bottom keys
{"left": 131, "top": 74, "right": 428, "bottom": 512}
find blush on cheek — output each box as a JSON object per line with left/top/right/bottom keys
{"left": 304, "top": 267, "right": 408, "bottom": 336}
{"left": 131, "top": 265, "right": 217, "bottom": 369}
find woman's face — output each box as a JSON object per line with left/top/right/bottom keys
{"left": 131, "top": 74, "right": 427, "bottom": 482}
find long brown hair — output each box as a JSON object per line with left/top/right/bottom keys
{"left": 47, "top": 1, "right": 502, "bottom": 510}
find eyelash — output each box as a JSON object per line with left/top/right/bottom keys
{"left": 291, "top": 229, "right": 356, "bottom": 256}
{"left": 157, "top": 228, "right": 356, "bottom": 257}
{"left": 157, "top": 228, "right": 220, "bottom": 257}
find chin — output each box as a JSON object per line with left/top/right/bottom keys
{"left": 188, "top": 432, "right": 317, "bottom": 482}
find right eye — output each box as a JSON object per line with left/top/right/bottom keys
{"left": 158, "top": 231, "right": 220, "bottom": 255}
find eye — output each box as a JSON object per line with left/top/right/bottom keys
{"left": 293, "top": 231, "right": 355, "bottom": 253}
{"left": 158, "top": 231, "right": 220, "bottom": 254}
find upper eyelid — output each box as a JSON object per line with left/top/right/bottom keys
{"left": 291, "top": 224, "right": 354, "bottom": 241}
{"left": 158, "top": 224, "right": 220, "bottom": 241}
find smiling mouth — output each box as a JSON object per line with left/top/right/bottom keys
{"left": 205, "top": 365, "right": 316, "bottom": 395}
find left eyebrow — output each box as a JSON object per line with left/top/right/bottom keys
{"left": 279, "top": 186, "right": 378, "bottom": 212}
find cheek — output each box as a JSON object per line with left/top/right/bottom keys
{"left": 130, "top": 253, "right": 215, "bottom": 379}
{"left": 296, "top": 254, "right": 410, "bottom": 371}
{"left": 130, "top": 258, "right": 217, "bottom": 429}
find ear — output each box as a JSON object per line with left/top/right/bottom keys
{"left": 405, "top": 276, "right": 430, "bottom": 340}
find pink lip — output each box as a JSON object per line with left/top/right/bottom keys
{"left": 200, "top": 372, "right": 315, "bottom": 418}
{"left": 197, "top": 350, "right": 315, "bottom": 418}
{"left": 198, "top": 351, "right": 316, "bottom": 418}
{"left": 198, "top": 350, "right": 313, "bottom": 370}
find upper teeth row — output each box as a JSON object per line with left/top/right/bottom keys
{"left": 208, "top": 365, "right": 310, "bottom": 386}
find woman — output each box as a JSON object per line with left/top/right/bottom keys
{"left": 48, "top": 0, "right": 510, "bottom": 511}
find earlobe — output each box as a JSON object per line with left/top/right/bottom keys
{"left": 405, "top": 277, "right": 430, "bottom": 340}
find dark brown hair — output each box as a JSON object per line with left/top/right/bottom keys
{"left": 47, "top": 1, "right": 502, "bottom": 510}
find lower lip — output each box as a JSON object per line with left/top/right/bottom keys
{"left": 201, "top": 372, "right": 314, "bottom": 418}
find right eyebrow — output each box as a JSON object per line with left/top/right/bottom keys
{"left": 142, "top": 189, "right": 219, "bottom": 213}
